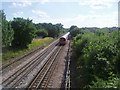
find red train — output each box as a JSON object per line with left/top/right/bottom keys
{"left": 59, "top": 32, "right": 70, "bottom": 46}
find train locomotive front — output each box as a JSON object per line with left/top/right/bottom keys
{"left": 59, "top": 32, "right": 70, "bottom": 46}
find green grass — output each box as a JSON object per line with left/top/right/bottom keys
{"left": 2, "top": 37, "right": 54, "bottom": 63}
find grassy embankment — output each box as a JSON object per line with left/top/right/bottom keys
{"left": 2, "top": 37, "right": 54, "bottom": 63}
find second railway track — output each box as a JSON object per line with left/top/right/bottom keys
{"left": 1, "top": 39, "right": 58, "bottom": 74}
{"left": 2, "top": 33, "right": 70, "bottom": 89}
{"left": 27, "top": 46, "right": 63, "bottom": 89}
{"left": 2, "top": 39, "right": 59, "bottom": 88}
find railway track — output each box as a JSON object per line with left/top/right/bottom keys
{"left": 27, "top": 46, "right": 63, "bottom": 89}
{"left": 2, "top": 40, "right": 59, "bottom": 88}
{"left": 2, "top": 46, "right": 43, "bottom": 70}
{"left": 1, "top": 39, "right": 58, "bottom": 74}
{"left": 65, "top": 40, "right": 71, "bottom": 89}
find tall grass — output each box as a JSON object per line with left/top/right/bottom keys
{"left": 2, "top": 37, "right": 53, "bottom": 62}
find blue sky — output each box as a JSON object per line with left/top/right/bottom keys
{"left": 1, "top": 0, "right": 119, "bottom": 28}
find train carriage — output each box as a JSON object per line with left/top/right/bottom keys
{"left": 59, "top": 32, "right": 70, "bottom": 46}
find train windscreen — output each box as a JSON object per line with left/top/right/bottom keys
{"left": 60, "top": 38, "right": 66, "bottom": 41}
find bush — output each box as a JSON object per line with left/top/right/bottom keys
{"left": 72, "top": 31, "right": 120, "bottom": 88}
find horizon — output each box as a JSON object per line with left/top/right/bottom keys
{"left": 1, "top": 0, "right": 119, "bottom": 28}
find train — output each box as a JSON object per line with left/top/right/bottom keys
{"left": 59, "top": 32, "right": 70, "bottom": 46}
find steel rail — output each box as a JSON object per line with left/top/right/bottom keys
{"left": 65, "top": 40, "right": 71, "bottom": 90}
{"left": 10, "top": 46, "right": 58, "bottom": 88}
{"left": 2, "top": 42, "right": 58, "bottom": 88}
{"left": 27, "top": 46, "right": 62, "bottom": 89}
{"left": 1, "top": 39, "right": 58, "bottom": 71}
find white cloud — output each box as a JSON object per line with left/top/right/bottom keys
{"left": 76, "top": 13, "right": 117, "bottom": 27}
{"left": 2, "top": 0, "right": 119, "bottom": 3}
{"left": 40, "top": 0, "right": 49, "bottom": 4}
{"left": 2, "top": 0, "right": 49, "bottom": 4}
{"left": 2, "top": 0, "right": 119, "bottom": 7}
{"left": 44, "top": 12, "right": 117, "bottom": 28}
{"left": 8, "top": 0, "right": 49, "bottom": 8}
{"left": 32, "top": 10, "right": 50, "bottom": 18}
{"left": 6, "top": 0, "right": 117, "bottom": 28}
{"left": 31, "top": 12, "right": 117, "bottom": 28}
{"left": 11, "top": 2, "right": 32, "bottom": 7}
{"left": 13, "top": 11, "right": 23, "bottom": 17}
{"left": 1, "top": 0, "right": 75, "bottom": 2}
{"left": 79, "top": 0, "right": 118, "bottom": 9}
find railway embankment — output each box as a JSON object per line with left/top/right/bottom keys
{"left": 2, "top": 38, "right": 58, "bottom": 88}
{"left": 2, "top": 38, "right": 71, "bottom": 89}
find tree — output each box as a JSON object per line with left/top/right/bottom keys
{"left": 41, "top": 23, "right": 63, "bottom": 38}
{"left": 11, "top": 18, "right": 36, "bottom": 48}
{"left": 1, "top": 10, "right": 14, "bottom": 47}
{"left": 36, "top": 29, "right": 48, "bottom": 38}
{"left": 69, "top": 25, "right": 78, "bottom": 32}
{"left": 34, "top": 23, "right": 43, "bottom": 30}
{"left": 54, "top": 23, "right": 64, "bottom": 36}
{"left": 69, "top": 25, "right": 81, "bottom": 37}
{"left": 34, "top": 23, "right": 64, "bottom": 38}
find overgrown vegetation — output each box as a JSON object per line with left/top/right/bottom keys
{"left": 1, "top": 10, "right": 14, "bottom": 47}
{"left": 11, "top": 18, "right": 36, "bottom": 48}
{"left": 2, "top": 37, "right": 53, "bottom": 62}
{"left": 71, "top": 29, "right": 120, "bottom": 88}
{"left": 1, "top": 10, "right": 65, "bottom": 48}
{"left": 1, "top": 10, "right": 65, "bottom": 61}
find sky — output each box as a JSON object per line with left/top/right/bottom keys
{"left": 1, "top": 0, "right": 119, "bottom": 28}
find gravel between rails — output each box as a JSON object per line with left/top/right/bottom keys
{"left": 48, "top": 40, "right": 70, "bottom": 88}
{"left": 3, "top": 37, "right": 69, "bottom": 88}
{"left": 2, "top": 46, "right": 44, "bottom": 75}
{"left": 2, "top": 46, "right": 43, "bottom": 69}
{"left": 10, "top": 46, "right": 58, "bottom": 88}
{"left": 1, "top": 39, "right": 58, "bottom": 74}
{"left": 27, "top": 46, "right": 63, "bottom": 89}
{"left": 2, "top": 39, "right": 59, "bottom": 87}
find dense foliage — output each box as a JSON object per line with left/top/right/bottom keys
{"left": 69, "top": 25, "right": 82, "bottom": 37}
{"left": 11, "top": 18, "right": 36, "bottom": 48}
{"left": 35, "top": 29, "right": 48, "bottom": 38}
{"left": 1, "top": 10, "right": 64, "bottom": 49}
{"left": 72, "top": 29, "right": 120, "bottom": 88}
{"left": 35, "top": 23, "right": 64, "bottom": 38}
{"left": 2, "top": 10, "right": 65, "bottom": 61}
{"left": 1, "top": 10, "right": 14, "bottom": 47}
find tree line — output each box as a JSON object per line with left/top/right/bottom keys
{"left": 1, "top": 10, "right": 65, "bottom": 48}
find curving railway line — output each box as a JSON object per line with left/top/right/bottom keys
{"left": 2, "top": 39, "right": 60, "bottom": 88}
{"left": 1, "top": 39, "right": 58, "bottom": 75}
{"left": 1, "top": 46, "right": 44, "bottom": 73}
{"left": 2, "top": 33, "right": 71, "bottom": 89}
